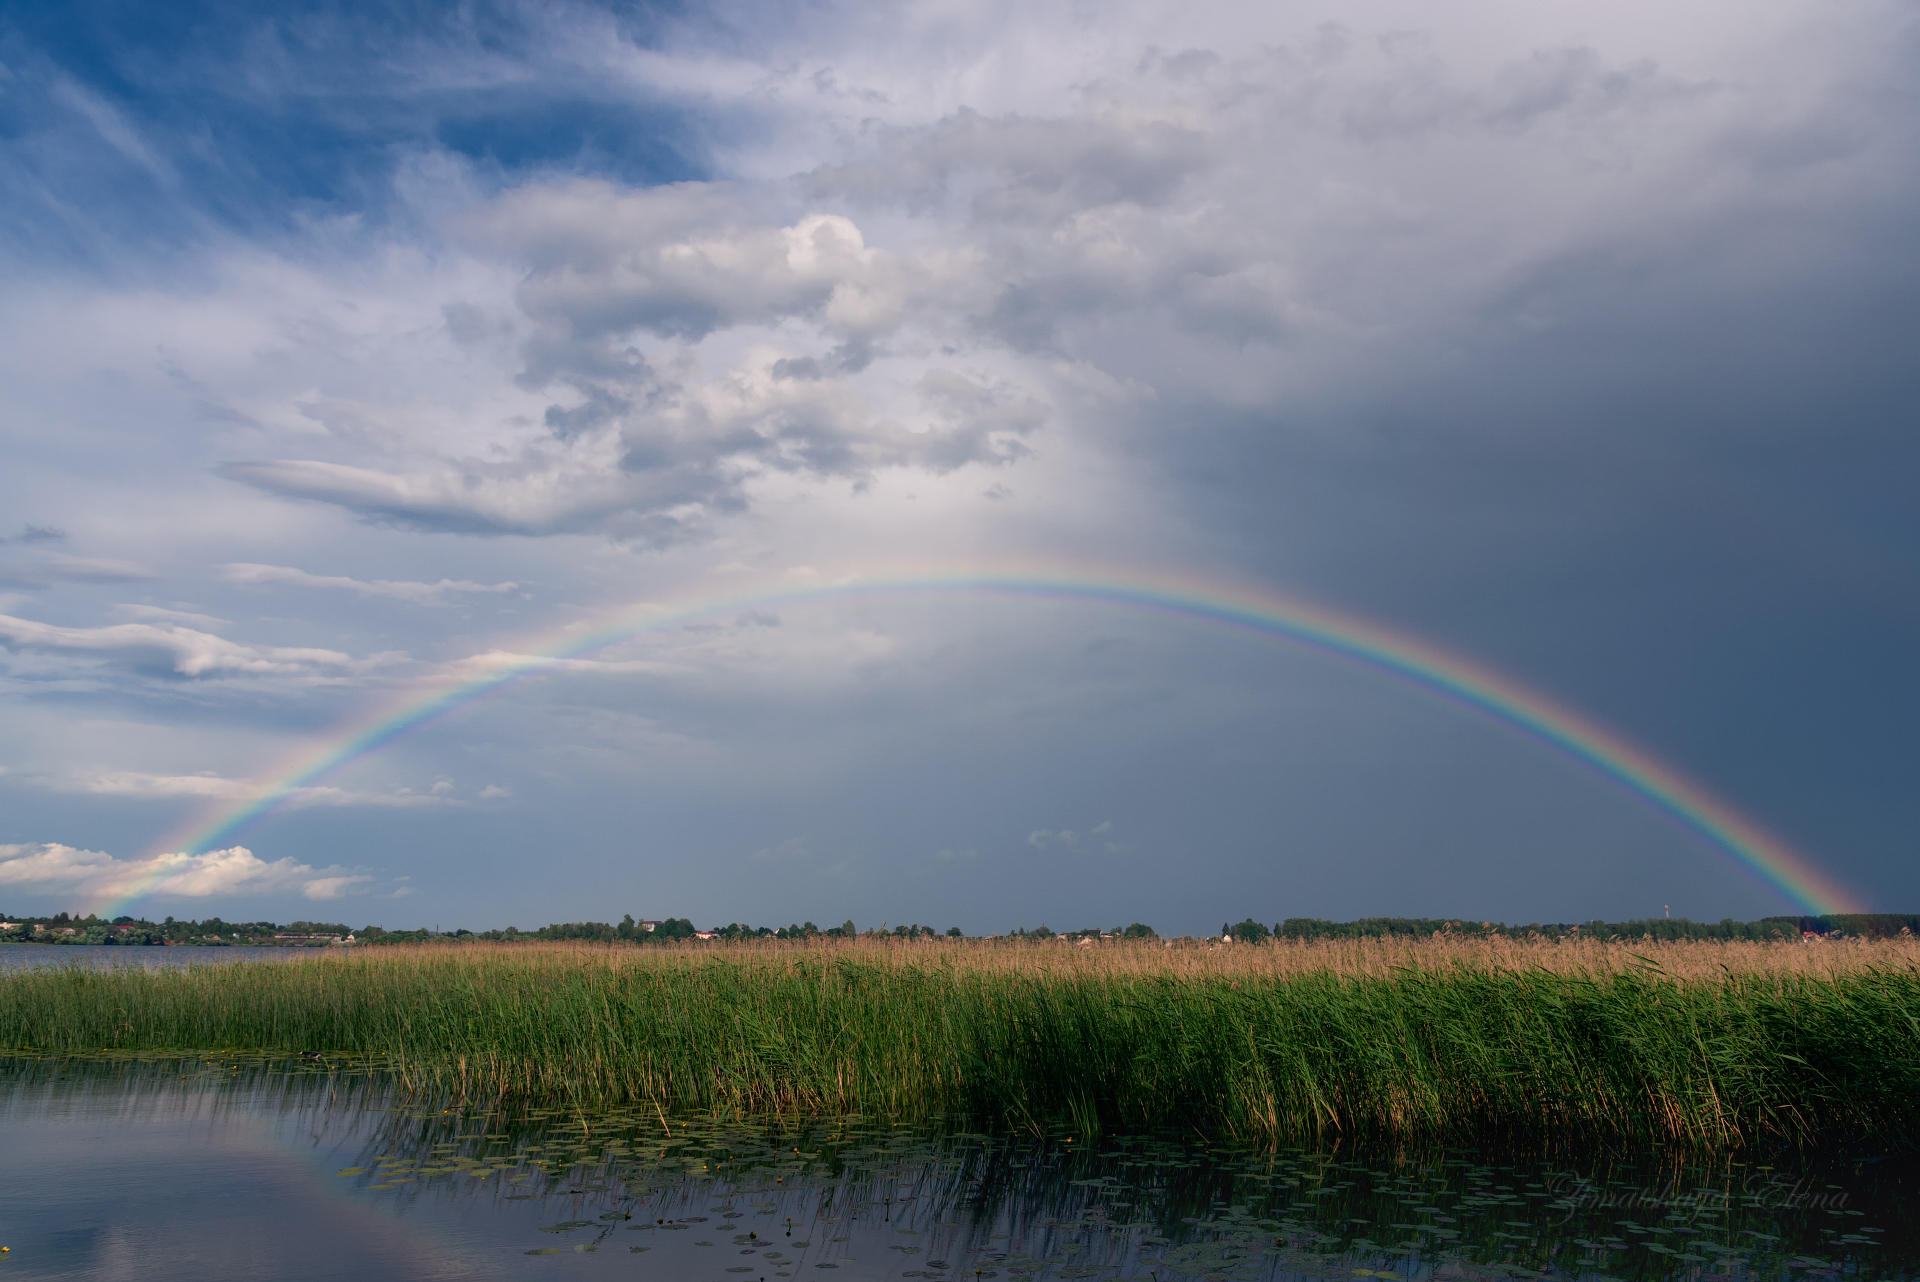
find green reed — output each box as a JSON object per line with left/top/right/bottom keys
{"left": 5, "top": 944, "right": 1918, "bottom": 1147}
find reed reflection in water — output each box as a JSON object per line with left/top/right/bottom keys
{"left": 1, "top": 1054, "right": 1914, "bottom": 1282}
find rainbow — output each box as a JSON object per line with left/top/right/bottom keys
{"left": 92, "top": 564, "right": 1864, "bottom": 918}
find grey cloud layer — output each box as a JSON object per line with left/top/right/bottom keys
{"left": 213, "top": 23, "right": 1773, "bottom": 547}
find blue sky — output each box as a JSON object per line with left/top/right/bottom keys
{"left": 1, "top": 0, "right": 1916, "bottom": 933}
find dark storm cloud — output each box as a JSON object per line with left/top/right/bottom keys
{"left": 1097, "top": 99, "right": 1920, "bottom": 893}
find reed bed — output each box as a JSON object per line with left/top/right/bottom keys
{"left": 5, "top": 935, "right": 1918, "bottom": 1148}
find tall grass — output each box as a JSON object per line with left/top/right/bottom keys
{"left": 6, "top": 936, "right": 1919, "bottom": 1147}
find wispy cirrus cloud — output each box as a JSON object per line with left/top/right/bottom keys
{"left": 221, "top": 562, "right": 520, "bottom": 602}
{"left": 1029, "top": 820, "right": 1118, "bottom": 852}
{"left": 65, "top": 771, "right": 464, "bottom": 809}
{"left": 110, "top": 604, "right": 232, "bottom": 628}
{"left": 446, "top": 649, "right": 690, "bottom": 678}
{"left": 0, "top": 553, "right": 156, "bottom": 589}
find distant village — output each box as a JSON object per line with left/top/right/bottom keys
{"left": 0, "top": 913, "right": 358, "bottom": 946}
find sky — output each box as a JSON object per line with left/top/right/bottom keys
{"left": 1, "top": 0, "right": 1916, "bottom": 935}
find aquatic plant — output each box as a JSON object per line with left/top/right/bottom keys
{"left": 4, "top": 935, "right": 1918, "bottom": 1147}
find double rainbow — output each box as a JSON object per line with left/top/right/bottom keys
{"left": 93, "top": 565, "right": 1863, "bottom": 918}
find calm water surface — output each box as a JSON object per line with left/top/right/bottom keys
{"left": 1, "top": 1055, "right": 1913, "bottom": 1282}
{"left": 0, "top": 945, "right": 314, "bottom": 971}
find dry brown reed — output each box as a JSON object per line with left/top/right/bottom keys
{"left": 337, "top": 930, "right": 1920, "bottom": 981}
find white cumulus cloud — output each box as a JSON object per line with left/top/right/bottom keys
{"left": 219, "top": 183, "right": 1049, "bottom": 544}
{"left": 0, "top": 842, "right": 373, "bottom": 901}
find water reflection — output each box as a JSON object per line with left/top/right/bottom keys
{"left": 2, "top": 1055, "right": 1913, "bottom": 1282}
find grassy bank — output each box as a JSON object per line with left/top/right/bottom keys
{"left": 5, "top": 936, "right": 1919, "bottom": 1148}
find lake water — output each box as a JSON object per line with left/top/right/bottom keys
{"left": 0, "top": 944, "right": 315, "bottom": 971}
{"left": 1, "top": 1054, "right": 1912, "bottom": 1282}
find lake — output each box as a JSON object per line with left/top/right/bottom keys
{"left": 0, "top": 944, "right": 318, "bottom": 972}
{"left": 1, "top": 1053, "right": 1912, "bottom": 1281}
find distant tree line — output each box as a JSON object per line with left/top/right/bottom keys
{"left": 355, "top": 917, "right": 905, "bottom": 945}
{"left": 1263, "top": 915, "right": 1920, "bottom": 941}
{"left": 8, "top": 908, "right": 1912, "bottom": 948}
{"left": 1760, "top": 914, "right": 1920, "bottom": 939}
